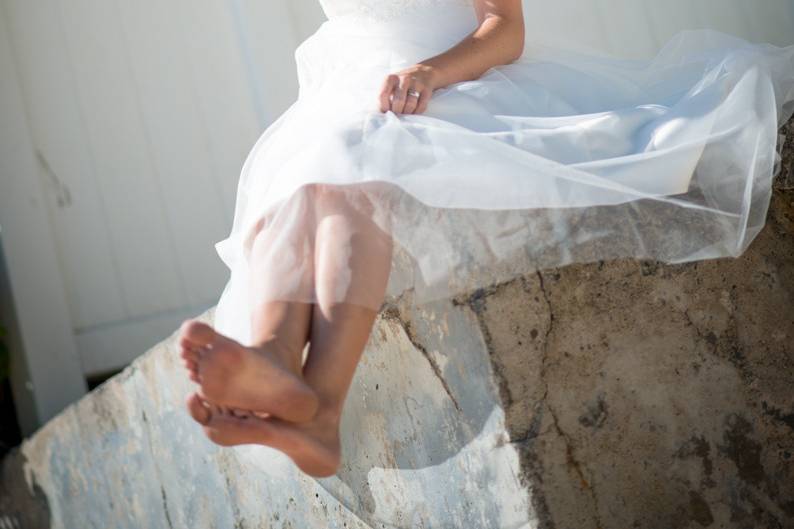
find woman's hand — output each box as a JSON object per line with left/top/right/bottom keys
{"left": 378, "top": 63, "right": 441, "bottom": 115}
{"left": 378, "top": 0, "right": 524, "bottom": 115}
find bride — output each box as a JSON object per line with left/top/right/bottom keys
{"left": 176, "top": 0, "right": 794, "bottom": 477}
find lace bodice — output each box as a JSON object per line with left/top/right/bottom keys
{"left": 318, "top": 0, "right": 475, "bottom": 22}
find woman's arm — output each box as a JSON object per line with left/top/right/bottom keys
{"left": 379, "top": 0, "right": 525, "bottom": 115}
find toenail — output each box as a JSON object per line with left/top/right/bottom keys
{"left": 180, "top": 320, "right": 197, "bottom": 335}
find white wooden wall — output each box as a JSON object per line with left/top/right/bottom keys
{"left": 0, "top": 7, "right": 87, "bottom": 432}
{"left": 0, "top": 0, "right": 308, "bottom": 378}
{"left": 0, "top": 0, "right": 792, "bottom": 428}
{"left": 522, "top": 0, "right": 794, "bottom": 58}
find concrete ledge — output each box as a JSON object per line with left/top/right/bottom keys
{"left": 0, "top": 299, "right": 534, "bottom": 529}
{"left": 1, "top": 124, "right": 793, "bottom": 529}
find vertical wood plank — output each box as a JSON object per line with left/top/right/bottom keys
{"left": 116, "top": 0, "right": 232, "bottom": 306}
{"left": 171, "top": 0, "right": 263, "bottom": 219}
{"left": 284, "top": 0, "right": 329, "bottom": 48}
{"left": 521, "top": 0, "right": 794, "bottom": 59}
{"left": 0, "top": 2, "right": 87, "bottom": 428}
{"left": 523, "top": 0, "right": 614, "bottom": 55}
{"left": 3, "top": 0, "right": 126, "bottom": 329}
{"left": 732, "top": 0, "right": 794, "bottom": 46}
{"left": 55, "top": 0, "right": 186, "bottom": 318}
{"left": 596, "top": 0, "right": 658, "bottom": 59}
{"left": 689, "top": 0, "right": 749, "bottom": 42}
{"left": 233, "top": 0, "right": 303, "bottom": 119}
{"left": 642, "top": 0, "right": 695, "bottom": 52}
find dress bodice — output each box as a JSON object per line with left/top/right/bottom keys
{"left": 317, "top": 0, "right": 475, "bottom": 22}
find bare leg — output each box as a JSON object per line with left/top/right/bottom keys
{"left": 180, "top": 188, "right": 322, "bottom": 423}
{"left": 187, "top": 185, "right": 393, "bottom": 477}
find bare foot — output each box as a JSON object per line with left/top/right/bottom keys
{"left": 186, "top": 393, "right": 342, "bottom": 477}
{"left": 178, "top": 319, "right": 319, "bottom": 423}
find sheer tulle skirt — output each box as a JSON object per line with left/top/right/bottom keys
{"left": 213, "top": 5, "right": 794, "bottom": 345}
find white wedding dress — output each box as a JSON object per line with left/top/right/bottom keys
{"left": 213, "top": 0, "right": 794, "bottom": 345}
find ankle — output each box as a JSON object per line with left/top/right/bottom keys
{"left": 250, "top": 336, "right": 305, "bottom": 377}
{"left": 312, "top": 399, "right": 345, "bottom": 424}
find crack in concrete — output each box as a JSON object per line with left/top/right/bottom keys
{"left": 140, "top": 410, "right": 175, "bottom": 529}
{"left": 507, "top": 397, "right": 549, "bottom": 445}
{"left": 460, "top": 272, "right": 595, "bottom": 527}
{"left": 418, "top": 272, "right": 607, "bottom": 527}
{"left": 682, "top": 293, "right": 754, "bottom": 387}
{"left": 683, "top": 308, "right": 719, "bottom": 357}
{"left": 546, "top": 404, "right": 589, "bottom": 486}
{"left": 160, "top": 486, "right": 174, "bottom": 529}
{"left": 533, "top": 272, "right": 555, "bottom": 360}
{"left": 452, "top": 280, "right": 523, "bottom": 414}
{"left": 535, "top": 270, "right": 604, "bottom": 529}
{"left": 534, "top": 271, "right": 555, "bottom": 407}
{"left": 219, "top": 455, "right": 246, "bottom": 529}
{"left": 381, "top": 305, "right": 462, "bottom": 413}
{"left": 546, "top": 394, "right": 605, "bottom": 529}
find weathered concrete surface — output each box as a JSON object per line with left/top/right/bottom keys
{"left": 776, "top": 118, "right": 794, "bottom": 190}
{"left": 0, "top": 300, "right": 534, "bottom": 529}
{"left": 1, "top": 126, "right": 793, "bottom": 528}
{"left": 465, "top": 188, "right": 794, "bottom": 528}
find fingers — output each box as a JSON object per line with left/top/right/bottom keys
{"left": 379, "top": 74, "right": 399, "bottom": 112}
{"left": 379, "top": 73, "right": 431, "bottom": 115}
{"left": 391, "top": 75, "right": 410, "bottom": 114}
{"left": 403, "top": 87, "right": 421, "bottom": 114}
{"left": 414, "top": 88, "right": 431, "bottom": 114}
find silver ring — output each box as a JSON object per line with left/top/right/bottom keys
{"left": 407, "top": 89, "right": 421, "bottom": 98}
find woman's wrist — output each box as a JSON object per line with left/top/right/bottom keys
{"left": 399, "top": 61, "right": 446, "bottom": 92}
{"left": 416, "top": 61, "right": 448, "bottom": 90}
{"left": 417, "top": 15, "right": 525, "bottom": 90}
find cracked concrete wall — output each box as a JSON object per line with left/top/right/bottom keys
{"left": 1, "top": 124, "right": 793, "bottom": 528}
{"left": 463, "top": 195, "right": 794, "bottom": 528}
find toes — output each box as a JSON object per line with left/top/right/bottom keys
{"left": 179, "top": 338, "right": 201, "bottom": 361}
{"left": 203, "top": 409, "right": 273, "bottom": 447}
{"left": 186, "top": 393, "right": 211, "bottom": 425}
{"left": 179, "top": 319, "right": 217, "bottom": 349}
{"left": 191, "top": 406, "right": 341, "bottom": 476}
{"left": 182, "top": 357, "right": 200, "bottom": 383}
{"left": 231, "top": 408, "right": 251, "bottom": 419}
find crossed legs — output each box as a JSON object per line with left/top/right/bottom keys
{"left": 179, "top": 184, "right": 392, "bottom": 477}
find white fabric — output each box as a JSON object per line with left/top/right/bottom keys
{"left": 317, "top": 0, "right": 474, "bottom": 21}
{"left": 213, "top": 1, "right": 794, "bottom": 346}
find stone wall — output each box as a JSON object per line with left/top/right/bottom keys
{"left": 1, "top": 122, "right": 792, "bottom": 528}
